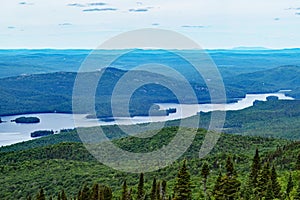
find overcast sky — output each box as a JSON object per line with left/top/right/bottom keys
{"left": 1, "top": 0, "right": 300, "bottom": 49}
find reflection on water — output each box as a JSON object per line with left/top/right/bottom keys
{"left": 0, "top": 92, "right": 294, "bottom": 146}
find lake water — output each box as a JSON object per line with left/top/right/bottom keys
{"left": 0, "top": 91, "right": 294, "bottom": 147}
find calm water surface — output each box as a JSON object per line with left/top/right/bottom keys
{"left": 0, "top": 92, "right": 294, "bottom": 146}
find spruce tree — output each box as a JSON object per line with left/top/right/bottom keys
{"left": 79, "top": 184, "right": 90, "bottom": 200}
{"left": 270, "top": 165, "right": 281, "bottom": 199}
{"left": 91, "top": 183, "right": 99, "bottom": 200}
{"left": 257, "top": 162, "right": 270, "bottom": 198}
{"left": 265, "top": 180, "right": 274, "bottom": 200}
{"left": 100, "top": 185, "right": 113, "bottom": 200}
{"left": 161, "top": 180, "right": 167, "bottom": 200}
{"left": 213, "top": 172, "right": 223, "bottom": 200}
{"left": 297, "top": 153, "right": 300, "bottom": 171}
{"left": 122, "top": 180, "right": 129, "bottom": 200}
{"left": 201, "top": 162, "right": 210, "bottom": 199}
{"left": 61, "top": 190, "right": 67, "bottom": 200}
{"left": 248, "top": 148, "right": 261, "bottom": 198}
{"left": 151, "top": 178, "right": 157, "bottom": 200}
{"left": 137, "top": 173, "right": 145, "bottom": 200}
{"left": 36, "top": 188, "right": 46, "bottom": 200}
{"left": 286, "top": 173, "right": 294, "bottom": 199}
{"left": 222, "top": 156, "right": 241, "bottom": 200}
{"left": 173, "top": 160, "right": 192, "bottom": 200}
{"left": 156, "top": 181, "right": 161, "bottom": 200}
{"left": 294, "top": 180, "right": 300, "bottom": 200}
{"left": 57, "top": 193, "right": 61, "bottom": 200}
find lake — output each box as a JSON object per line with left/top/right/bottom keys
{"left": 0, "top": 91, "right": 294, "bottom": 147}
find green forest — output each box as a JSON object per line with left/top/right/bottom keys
{"left": 1, "top": 126, "right": 300, "bottom": 200}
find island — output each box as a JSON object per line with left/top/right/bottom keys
{"left": 0, "top": 117, "right": 2, "bottom": 123}
{"left": 12, "top": 116, "right": 40, "bottom": 124}
{"left": 30, "top": 130, "right": 54, "bottom": 138}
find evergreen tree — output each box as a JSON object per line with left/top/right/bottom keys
{"left": 100, "top": 185, "right": 113, "bottom": 200}
{"left": 122, "top": 180, "right": 129, "bottom": 200}
{"left": 78, "top": 184, "right": 90, "bottom": 200}
{"left": 161, "top": 180, "right": 167, "bottom": 200}
{"left": 247, "top": 149, "right": 261, "bottom": 198}
{"left": 91, "top": 183, "right": 99, "bottom": 200}
{"left": 222, "top": 156, "right": 241, "bottom": 200}
{"left": 156, "top": 181, "right": 161, "bottom": 200}
{"left": 57, "top": 193, "right": 61, "bottom": 200}
{"left": 151, "top": 178, "right": 157, "bottom": 200}
{"left": 61, "top": 190, "right": 67, "bottom": 200}
{"left": 294, "top": 180, "right": 300, "bottom": 200}
{"left": 265, "top": 180, "right": 274, "bottom": 200}
{"left": 201, "top": 162, "right": 210, "bottom": 199}
{"left": 257, "top": 162, "right": 270, "bottom": 198}
{"left": 173, "top": 160, "right": 192, "bottom": 200}
{"left": 137, "top": 173, "right": 145, "bottom": 200}
{"left": 36, "top": 188, "right": 46, "bottom": 200}
{"left": 286, "top": 173, "right": 294, "bottom": 199}
{"left": 213, "top": 172, "right": 224, "bottom": 200}
{"left": 270, "top": 165, "right": 281, "bottom": 199}
{"left": 297, "top": 153, "right": 300, "bottom": 171}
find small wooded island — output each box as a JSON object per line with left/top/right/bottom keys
{"left": 30, "top": 130, "right": 54, "bottom": 138}
{"left": 11, "top": 116, "right": 40, "bottom": 124}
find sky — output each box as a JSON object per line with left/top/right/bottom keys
{"left": 1, "top": 0, "right": 300, "bottom": 49}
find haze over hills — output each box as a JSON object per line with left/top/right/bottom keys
{"left": 1, "top": 49, "right": 300, "bottom": 78}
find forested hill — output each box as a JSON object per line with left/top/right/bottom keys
{"left": 0, "top": 127, "right": 300, "bottom": 199}
{"left": 0, "top": 65, "right": 299, "bottom": 117}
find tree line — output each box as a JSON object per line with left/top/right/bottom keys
{"left": 29, "top": 149, "right": 300, "bottom": 200}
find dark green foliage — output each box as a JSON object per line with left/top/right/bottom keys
{"left": 286, "top": 173, "right": 294, "bottom": 198}
{"left": 297, "top": 153, "right": 300, "bottom": 170}
{"left": 200, "top": 162, "right": 210, "bottom": 198}
{"left": 122, "top": 180, "right": 129, "bottom": 200}
{"left": 295, "top": 180, "right": 300, "bottom": 200}
{"left": 31, "top": 130, "right": 54, "bottom": 138}
{"left": 212, "top": 172, "right": 223, "bottom": 200}
{"left": 270, "top": 165, "right": 281, "bottom": 199}
{"left": 173, "top": 160, "right": 192, "bottom": 200}
{"left": 265, "top": 180, "right": 274, "bottom": 200}
{"left": 249, "top": 148, "right": 261, "bottom": 188}
{"left": 61, "top": 190, "right": 67, "bottom": 200}
{"left": 36, "top": 188, "right": 46, "bottom": 200}
{"left": 100, "top": 185, "right": 113, "bottom": 200}
{"left": 14, "top": 116, "right": 40, "bottom": 123}
{"left": 150, "top": 178, "right": 157, "bottom": 200}
{"left": 257, "top": 162, "right": 270, "bottom": 198}
{"left": 161, "top": 180, "right": 167, "bottom": 200}
{"left": 91, "top": 183, "right": 99, "bottom": 200}
{"left": 137, "top": 173, "right": 145, "bottom": 200}
{"left": 78, "top": 184, "right": 90, "bottom": 200}
{"left": 221, "top": 157, "right": 241, "bottom": 200}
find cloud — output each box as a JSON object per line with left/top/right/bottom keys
{"left": 152, "top": 23, "right": 159, "bottom": 26}
{"left": 296, "top": 12, "right": 300, "bottom": 15}
{"left": 87, "top": 2, "right": 106, "bottom": 6}
{"left": 67, "top": 3, "right": 86, "bottom": 7}
{"left": 129, "top": 8, "right": 149, "bottom": 12}
{"left": 19, "top": 1, "right": 34, "bottom": 5}
{"left": 286, "top": 7, "right": 300, "bottom": 10}
{"left": 181, "top": 25, "right": 207, "bottom": 28}
{"left": 67, "top": 2, "right": 106, "bottom": 7}
{"left": 58, "top": 23, "right": 72, "bottom": 26}
{"left": 274, "top": 18, "right": 280, "bottom": 21}
{"left": 83, "top": 8, "right": 117, "bottom": 12}
{"left": 7, "top": 26, "right": 16, "bottom": 29}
